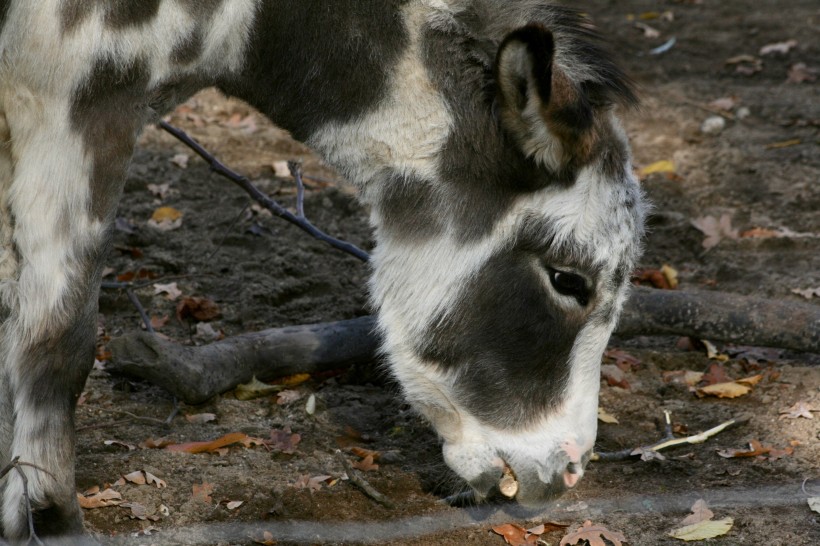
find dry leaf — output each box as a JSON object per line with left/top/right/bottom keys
{"left": 147, "top": 183, "right": 171, "bottom": 199}
{"left": 632, "top": 268, "right": 673, "bottom": 289}
{"left": 492, "top": 523, "right": 540, "bottom": 546}
{"left": 791, "top": 287, "right": 820, "bottom": 299}
{"left": 639, "top": 159, "right": 676, "bottom": 178}
{"left": 268, "top": 427, "right": 301, "bottom": 454}
{"left": 560, "top": 520, "right": 626, "bottom": 546}
{"left": 660, "top": 264, "right": 679, "bottom": 288}
{"left": 691, "top": 214, "right": 739, "bottom": 249}
{"left": 192, "top": 482, "right": 213, "bottom": 504}
{"left": 786, "top": 62, "right": 817, "bottom": 83}
{"left": 271, "top": 160, "right": 291, "bottom": 178}
{"left": 149, "top": 315, "right": 169, "bottom": 329}
{"left": 293, "top": 474, "right": 332, "bottom": 492}
{"left": 604, "top": 349, "right": 642, "bottom": 370}
{"left": 351, "top": 454, "right": 379, "bottom": 472}
{"left": 153, "top": 282, "right": 182, "bottom": 301}
{"left": 809, "top": 497, "right": 820, "bottom": 514}
{"left": 274, "top": 373, "right": 312, "bottom": 388}
{"left": 680, "top": 499, "right": 714, "bottom": 526}
{"left": 634, "top": 22, "right": 660, "bottom": 38}
{"left": 779, "top": 401, "right": 815, "bottom": 420}
{"left": 176, "top": 296, "right": 220, "bottom": 322}
{"left": 166, "top": 432, "right": 249, "bottom": 454}
{"left": 276, "top": 389, "right": 304, "bottom": 405}
{"left": 759, "top": 39, "right": 798, "bottom": 56}
{"left": 147, "top": 206, "right": 183, "bottom": 231}
{"left": 122, "top": 470, "right": 147, "bottom": 486}
{"left": 103, "top": 440, "right": 136, "bottom": 451}
{"left": 235, "top": 376, "right": 283, "bottom": 401}
{"left": 735, "top": 374, "right": 763, "bottom": 386}
{"left": 696, "top": 381, "right": 751, "bottom": 399}
{"left": 185, "top": 412, "right": 217, "bottom": 424}
{"left": 171, "top": 153, "right": 190, "bottom": 168}
{"left": 141, "top": 437, "right": 175, "bottom": 449}
{"left": 77, "top": 488, "right": 123, "bottom": 509}
{"left": 226, "top": 500, "right": 244, "bottom": 510}
{"left": 716, "top": 439, "right": 793, "bottom": 460}
{"left": 597, "top": 407, "right": 619, "bottom": 424}
{"left": 669, "top": 518, "right": 733, "bottom": 541}
{"left": 601, "top": 364, "right": 630, "bottom": 389}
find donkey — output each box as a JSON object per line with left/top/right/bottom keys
{"left": 0, "top": 0, "right": 645, "bottom": 540}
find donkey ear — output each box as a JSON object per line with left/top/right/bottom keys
{"left": 495, "top": 25, "right": 595, "bottom": 169}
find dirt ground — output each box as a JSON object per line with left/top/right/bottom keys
{"left": 78, "top": 1, "right": 819, "bottom": 544}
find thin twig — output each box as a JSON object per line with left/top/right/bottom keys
{"left": 14, "top": 466, "right": 44, "bottom": 546}
{"left": 158, "top": 120, "right": 370, "bottom": 262}
{"left": 592, "top": 413, "right": 748, "bottom": 462}
{"left": 91, "top": 407, "right": 172, "bottom": 427}
{"left": 334, "top": 450, "right": 395, "bottom": 509}
{"left": 126, "top": 288, "right": 154, "bottom": 334}
{"left": 290, "top": 161, "right": 306, "bottom": 218}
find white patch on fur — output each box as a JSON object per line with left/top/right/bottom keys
{"left": 375, "top": 137, "right": 641, "bottom": 496}
{"left": 307, "top": 2, "right": 453, "bottom": 202}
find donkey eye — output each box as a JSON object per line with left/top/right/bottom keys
{"left": 547, "top": 268, "right": 590, "bottom": 306}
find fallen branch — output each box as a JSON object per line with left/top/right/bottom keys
{"left": 107, "top": 287, "right": 818, "bottom": 404}
{"left": 618, "top": 286, "right": 820, "bottom": 352}
{"left": 334, "top": 450, "right": 395, "bottom": 509}
{"left": 107, "top": 316, "right": 379, "bottom": 405}
{"left": 592, "top": 411, "right": 750, "bottom": 462}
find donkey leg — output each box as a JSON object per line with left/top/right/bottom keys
{"left": 0, "top": 85, "right": 129, "bottom": 539}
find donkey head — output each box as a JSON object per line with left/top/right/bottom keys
{"left": 365, "top": 14, "right": 645, "bottom": 507}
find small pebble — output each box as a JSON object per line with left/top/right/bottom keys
{"left": 736, "top": 106, "right": 751, "bottom": 120}
{"left": 700, "top": 116, "right": 726, "bottom": 134}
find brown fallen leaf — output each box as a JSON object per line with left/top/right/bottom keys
{"left": 696, "top": 381, "right": 751, "bottom": 399}
{"left": 779, "top": 401, "right": 815, "bottom": 420}
{"left": 708, "top": 96, "right": 738, "bottom": 111}
{"left": 601, "top": 364, "right": 630, "bottom": 389}
{"left": 632, "top": 268, "right": 673, "bottom": 289}
{"left": 787, "top": 62, "right": 817, "bottom": 84}
{"left": 192, "top": 482, "right": 213, "bottom": 504}
{"left": 492, "top": 523, "right": 540, "bottom": 546}
{"left": 77, "top": 488, "right": 123, "bottom": 509}
{"left": 293, "top": 474, "right": 332, "bottom": 492}
{"left": 147, "top": 206, "right": 183, "bottom": 231}
{"left": 268, "top": 427, "right": 301, "bottom": 454}
{"left": 560, "top": 520, "right": 626, "bottom": 546}
{"left": 141, "top": 437, "right": 175, "bottom": 449}
{"left": 350, "top": 447, "right": 382, "bottom": 461}
{"left": 603, "top": 349, "right": 642, "bottom": 371}
{"left": 680, "top": 499, "right": 714, "bottom": 526}
{"left": 176, "top": 296, "right": 221, "bottom": 322}
{"left": 717, "top": 439, "right": 794, "bottom": 460}
{"left": 351, "top": 454, "right": 379, "bottom": 472}
{"left": 165, "top": 432, "right": 249, "bottom": 454}
{"left": 700, "top": 362, "right": 731, "bottom": 386}
{"left": 275, "top": 389, "right": 304, "bottom": 405}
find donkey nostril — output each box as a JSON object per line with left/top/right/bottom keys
{"left": 563, "top": 462, "right": 583, "bottom": 489}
